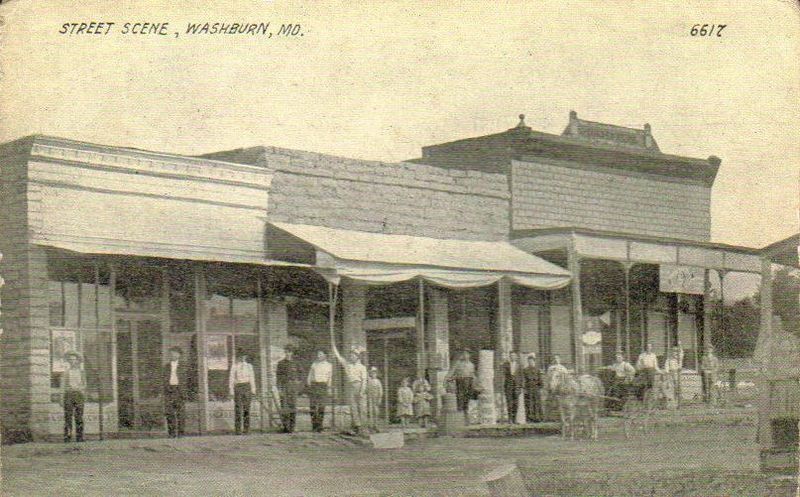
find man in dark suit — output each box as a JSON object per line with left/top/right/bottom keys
{"left": 276, "top": 347, "right": 304, "bottom": 433}
{"left": 163, "top": 346, "right": 188, "bottom": 438}
{"left": 521, "top": 354, "right": 543, "bottom": 423}
{"left": 502, "top": 352, "right": 524, "bottom": 424}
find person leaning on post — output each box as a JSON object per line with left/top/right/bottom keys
{"left": 62, "top": 351, "right": 87, "bottom": 443}
{"left": 229, "top": 350, "right": 257, "bottom": 435}
{"left": 163, "top": 346, "right": 189, "bottom": 438}
{"left": 331, "top": 345, "right": 368, "bottom": 433}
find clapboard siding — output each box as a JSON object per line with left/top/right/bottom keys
{"left": 512, "top": 159, "right": 711, "bottom": 241}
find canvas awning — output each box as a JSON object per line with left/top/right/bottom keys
{"left": 267, "top": 222, "right": 571, "bottom": 289}
{"left": 34, "top": 235, "right": 310, "bottom": 269}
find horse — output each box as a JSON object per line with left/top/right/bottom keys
{"left": 546, "top": 368, "right": 604, "bottom": 440}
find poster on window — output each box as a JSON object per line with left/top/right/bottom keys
{"left": 51, "top": 329, "right": 78, "bottom": 373}
{"left": 206, "top": 335, "right": 229, "bottom": 370}
{"left": 659, "top": 265, "right": 705, "bottom": 295}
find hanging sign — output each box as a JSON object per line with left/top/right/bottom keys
{"left": 659, "top": 265, "right": 705, "bottom": 295}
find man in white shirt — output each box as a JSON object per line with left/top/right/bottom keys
{"left": 636, "top": 343, "right": 661, "bottom": 393}
{"left": 446, "top": 351, "right": 476, "bottom": 417}
{"left": 229, "top": 351, "right": 257, "bottom": 435}
{"left": 332, "top": 345, "right": 368, "bottom": 432}
{"left": 606, "top": 353, "right": 636, "bottom": 410}
{"left": 306, "top": 351, "right": 333, "bottom": 433}
{"left": 611, "top": 353, "right": 636, "bottom": 382}
{"left": 62, "top": 351, "right": 86, "bottom": 443}
{"left": 662, "top": 348, "right": 683, "bottom": 409}
{"left": 701, "top": 345, "right": 720, "bottom": 404}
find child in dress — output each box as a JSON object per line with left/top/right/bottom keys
{"left": 396, "top": 377, "right": 414, "bottom": 427}
{"left": 413, "top": 377, "right": 433, "bottom": 428}
{"left": 366, "top": 367, "right": 383, "bottom": 430}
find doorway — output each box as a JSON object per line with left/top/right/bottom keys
{"left": 366, "top": 329, "right": 417, "bottom": 424}
{"left": 115, "top": 316, "right": 163, "bottom": 429}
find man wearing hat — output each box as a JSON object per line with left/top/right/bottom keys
{"left": 275, "top": 346, "right": 304, "bottom": 433}
{"left": 62, "top": 351, "right": 86, "bottom": 443}
{"left": 163, "top": 347, "right": 189, "bottom": 438}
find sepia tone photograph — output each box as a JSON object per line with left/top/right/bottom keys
{"left": 0, "top": 1, "right": 798, "bottom": 496}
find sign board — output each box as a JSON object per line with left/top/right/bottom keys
{"left": 51, "top": 329, "right": 79, "bottom": 373}
{"left": 582, "top": 331, "right": 602, "bottom": 346}
{"left": 206, "top": 335, "right": 229, "bottom": 370}
{"left": 659, "top": 264, "right": 705, "bottom": 295}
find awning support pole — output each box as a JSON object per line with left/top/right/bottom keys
{"left": 623, "top": 263, "right": 633, "bottom": 362}
{"left": 94, "top": 260, "right": 104, "bottom": 441}
{"left": 328, "top": 282, "right": 339, "bottom": 430}
{"left": 718, "top": 270, "right": 727, "bottom": 357}
{"left": 256, "top": 275, "right": 269, "bottom": 431}
{"left": 417, "top": 279, "right": 426, "bottom": 379}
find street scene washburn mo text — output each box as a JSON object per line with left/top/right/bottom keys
{"left": 57, "top": 22, "right": 300, "bottom": 36}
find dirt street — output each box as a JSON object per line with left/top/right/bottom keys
{"left": 1, "top": 408, "right": 765, "bottom": 497}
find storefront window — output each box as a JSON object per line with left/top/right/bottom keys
{"left": 204, "top": 265, "right": 260, "bottom": 401}
{"left": 47, "top": 251, "right": 113, "bottom": 401}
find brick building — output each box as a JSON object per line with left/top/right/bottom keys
{"left": 0, "top": 112, "right": 768, "bottom": 441}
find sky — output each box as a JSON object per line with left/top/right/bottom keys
{"left": 0, "top": 0, "right": 797, "bottom": 248}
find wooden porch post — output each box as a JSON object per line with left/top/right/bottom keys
{"left": 621, "top": 262, "right": 634, "bottom": 361}
{"left": 757, "top": 258, "right": 773, "bottom": 448}
{"left": 108, "top": 263, "right": 118, "bottom": 424}
{"left": 567, "top": 246, "right": 583, "bottom": 373}
{"left": 703, "top": 269, "right": 713, "bottom": 353}
{"left": 417, "top": 279, "right": 427, "bottom": 379}
{"left": 718, "top": 270, "right": 728, "bottom": 357}
{"left": 256, "top": 275, "right": 270, "bottom": 430}
{"left": 194, "top": 266, "right": 210, "bottom": 434}
{"left": 94, "top": 261, "right": 104, "bottom": 440}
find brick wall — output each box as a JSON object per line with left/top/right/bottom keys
{"left": 511, "top": 159, "right": 711, "bottom": 241}
{"left": 262, "top": 147, "right": 510, "bottom": 241}
{"left": 0, "top": 139, "right": 52, "bottom": 441}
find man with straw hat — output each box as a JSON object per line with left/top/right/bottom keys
{"left": 62, "top": 351, "right": 86, "bottom": 443}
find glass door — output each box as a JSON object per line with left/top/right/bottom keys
{"left": 115, "top": 317, "right": 164, "bottom": 429}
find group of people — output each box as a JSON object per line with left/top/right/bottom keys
{"left": 59, "top": 342, "right": 723, "bottom": 442}
{"left": 605, "top": 342, "right": 721, "bottom": 408}
{"left": 275, "top": 346, "right": 384, "bottom": 434}
{"left": 396, "top": 377, "right": 434, "bottom": 428}
{"left": 444, "top": 351, "right": 547, "bottom": 425}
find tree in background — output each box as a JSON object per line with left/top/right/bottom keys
{"left": 770, "top": 267, "right": 800, "bottom": 337}
{"left": 709, "top": 267, "right": 799, "bottom": 358}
